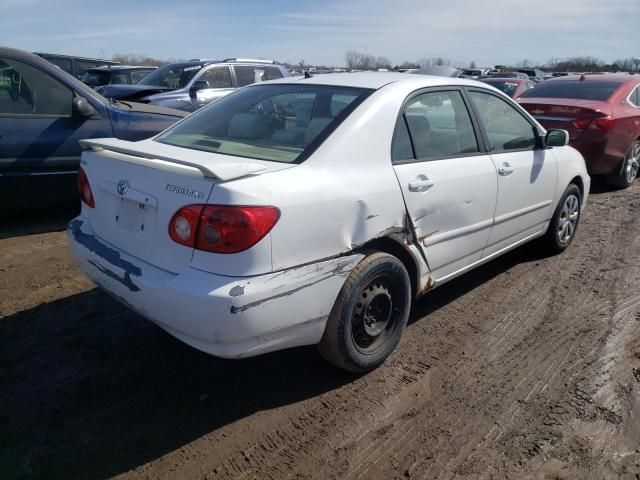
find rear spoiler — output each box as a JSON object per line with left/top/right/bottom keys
{"left": 79, "top": 138, "right": 267, "bottom": 181}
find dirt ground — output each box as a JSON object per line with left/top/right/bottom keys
{"left": 1, "top": 181, "right": 640, "bottom": 480}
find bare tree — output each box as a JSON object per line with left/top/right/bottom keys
{"left": 469, "top": 60, "right": 477, "bottom": 69}
{"left": 111, "top": 53, "right": 166, "bottom": 66}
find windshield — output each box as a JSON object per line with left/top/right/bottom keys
{"left": 519, "top": 80, "right": 622, "bottom": 101}
{"left": 462, "top": 69, "right": 482, "bottom": 76}
{"left": 81, "top": 70, "right": 110, "bottom": 86}
{"left": 156, "top": 84, "right": 373, "bottom": 163}
{"left": 484, "top": 80, "right": 519, "bottom": 97}
{"left": 137, "top": 63, "right": 202, "bottom": 88}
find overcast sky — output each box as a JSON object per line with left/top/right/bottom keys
{"left": 1, "top": 0, "right": 638, "bottom": 66}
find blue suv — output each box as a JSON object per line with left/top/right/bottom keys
{"left": 0, "top": 47, "right": 187, "bottom": 213}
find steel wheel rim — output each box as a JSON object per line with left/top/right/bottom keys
{"left": 351, "top": 275, "right": 401, "bottom": 354}
{"left": 624, "top": 142, "right": 640, "bottom": 184}
{"left": 557, "top": 194, "right": 579, "bottom": 245}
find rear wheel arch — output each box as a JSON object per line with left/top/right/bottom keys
{"left": 353, "top": 236, "right": 419, "bottom": 299}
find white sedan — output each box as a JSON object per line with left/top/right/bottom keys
{"left": 68, "top": 73, "right": 589, "bottom": 372}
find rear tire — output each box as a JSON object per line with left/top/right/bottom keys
{"left": 318, "top": 252, "right": 411, "bottom": 373}
{"left": 540, "top": 183, "right": 581, "bottom": 254}
{"left": 606, "top": 140, "right": 640, "bottom": 189}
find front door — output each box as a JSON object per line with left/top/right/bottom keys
{"left": 392, "top": 89, "right": 498, "bottom": 281}
{"left": 0, "top": 55, "right": 111, "bottom": 209}
{"left": 466, "top": 89, "right": 557, "bottom": 257}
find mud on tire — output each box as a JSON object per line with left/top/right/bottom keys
{"left": 318, "top": 252, "right": 411, "bottom": 373}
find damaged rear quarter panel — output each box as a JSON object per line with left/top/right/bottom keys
{"left": 204, "top": 86, "right": 420, "bottom": 274}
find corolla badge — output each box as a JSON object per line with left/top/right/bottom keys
{"left": 117, "top": 179, "right": 130, "bottom": 195}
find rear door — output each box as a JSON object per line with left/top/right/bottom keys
{"left": 392, "top": 89, "right": 498, "bottom": 281}
{"left": 467, "top": 89, "right": 557, "bottom": 257}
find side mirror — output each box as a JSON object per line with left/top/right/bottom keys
{"left": 72, "top": 96, "right": 98, "bottom": 117}
{"left": 190, "top": 80, "right": 211, "bottom": 92}
{"left": 545, "top": 129, "right": 570, "bottom": 147}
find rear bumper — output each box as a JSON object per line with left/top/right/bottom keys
{"left": 570, "top": 139, "right": 620, "bottom": 174}
{"left": 67, "top": 216, "right": 361, "bottom": 359}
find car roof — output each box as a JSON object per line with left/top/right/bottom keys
{"left": 261, "top": 72, "right": 484, "bottom": 90}
{"left": 87, "top": 65, "right": 156, "bottom": 71}
{"left": 482, "top": 78, "right": 524, "bottom": 84}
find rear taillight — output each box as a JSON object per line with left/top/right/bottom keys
{"left": 590, "top": 116, "right": 615, "bottom": 132}
{"left": 77, "top": 167, "right": 95, "bottom": 208}
{"left": 571, "top": 116, "right": 615, "bottom": 133}
{"left": 169, "top": 205, "right": 280, "bottom": 254}
{"left": 571, "top": 117, "right": 592, "bottom": 130}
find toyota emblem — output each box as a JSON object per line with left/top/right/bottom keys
{"left": 117, "top": 179, "right": 129, "bottom": 196}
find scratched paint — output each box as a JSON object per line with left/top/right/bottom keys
{"left": 68, "top": 220, "right": 142, "bottom": 292}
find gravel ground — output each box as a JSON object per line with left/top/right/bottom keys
{"left": 1, "top": 181, "right": 639, "bottom": 480}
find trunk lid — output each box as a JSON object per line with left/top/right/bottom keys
{"left": 80, "top": 138, "right": 293, "bottom": 273}
{"left": 518, "top": 98, "right": 612, "bottom": 140}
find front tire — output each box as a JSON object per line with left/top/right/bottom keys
{"left": 318, "top": 252, "right": 411, "bottom": 373}
{"left": 606, "top": 140, "right": 640, "bottom": 189}
{"left": 540, "top": 183, "right": 581, "bottom": 254}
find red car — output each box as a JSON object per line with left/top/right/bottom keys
{"left": 518, "top": 75, "right": 640, "bottom": 188}
{"left": 480, "top": 78, "right": 536, "bottom": 98}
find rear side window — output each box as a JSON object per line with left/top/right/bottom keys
{"left": 402, "top": 90, "right": 478, "bottom": 160}
{"left": 519, "top": 80, "right": 622, "bottom": 101}
{"left": 0, "top": 57, "right": 73, "bottom": 115}
{"left": 264, "top": 66, "right": 284, "bottom": 80}
{"left": 156, "top": 84, "right": 372, "bottom": 163}
{"left": 629, "top": 86, "right": 640, "bottom": 107}
{"left": 469, "top": 91, "right": 536, "bottom": 152}
{"left": 198, "top": 66, "right": 232, "bottom": 88}
{"left": 234, "top": 66, "right": 271, "bottom": 87}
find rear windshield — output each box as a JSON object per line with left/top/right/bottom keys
{"left": 519, "top": 80, "right": 622, "bottom": 101}
{"left": 156, "top": 84, "right": 373, "bottom": 163}
{"left": 483, "top": 80, "right": 519, "bottom": 97}
{"left": 82, "top": 70, "right": 110, "bottom": 86}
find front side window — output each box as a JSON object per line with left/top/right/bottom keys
{"left": 468, "top": 90, "right": 536, "bottom": 152}
{"left": 0, "top": 57, "right": 73, "bottom": 115}
{"left": 81, "top": 70, "right": 110, "bottom": 87}
{"left": 198, "top": 66, "right": 232, "bottom": 88}
{"left": 156, "top": 84, "right": 372, "bottom": 163}
{"left": 234, "top": 66, "right": 269, "bottom": 87}
{"left": 111, "top": 72, "right": 131, "bottom": 84}
{"left": 403, "top": 90, "right": 478, "bottom": 160}
{"left": 131, "top": 70, "right": 152, "bottom": 83}
{"left": 138, "top": 63, "right": 202, "bottom": 89}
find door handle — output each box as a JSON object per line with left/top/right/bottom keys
{"left": 498, "top": 162, "right": 514, "bottom": 176}
{"left": 408, "top": 176, "right": 434, "bottom": 192}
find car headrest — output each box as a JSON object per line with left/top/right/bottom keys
{"left": 304, "top": 117, "right": 333, "bottom": 144}
{"left": 228, "top": 113, "right": 271, "bottom": 139}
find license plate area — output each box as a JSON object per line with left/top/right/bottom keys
{"left": 116, "top": 197, "right": 148, "bottom": 234}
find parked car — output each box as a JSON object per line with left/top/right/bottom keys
{"left": 98, "top": 58, "right": 290, "bottom": 112}
{"left": 517, "top": 69, "right": 545, "bottom": 83}
{"left": 35, "top": 52, "right": 119, "bottom": 78}
{"left": 519, "top": 74, "right": 640, "bottom": 188}
{"left": 461, "top": 68, "right": 491, "bottom": 79}
{"left": 0, "top": 47, "right": 188, "bottom": 213}
{"left": 68, "top": 73, "right": 589, "bottom": 372}
{"left": 82, "top": 65, "right": 156, "bottom": 89}
{"left": 490, "top": 71, "right": 530, "bottom": 80}
{"left": 480, "top": 78, "right": 536, "bottom": 98}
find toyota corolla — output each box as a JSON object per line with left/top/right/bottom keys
{"left": 68, "top": 73, "right": 589, "bottom": 372}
